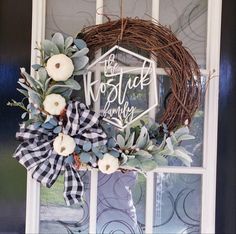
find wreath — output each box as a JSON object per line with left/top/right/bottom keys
{"left": 8, "top": 19, "right": 200, "bottom": 206}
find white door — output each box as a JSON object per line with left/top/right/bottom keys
{"left": 26, "top": 0, "right": 222, "bottom": 233}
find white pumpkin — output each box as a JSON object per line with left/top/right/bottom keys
{"left": 43, "top": 94, "right": 66, "bottom": 115}
{"left": 98, "top": 153, "right": 119, "bottom": 174}
{"left": 53, "top": 133, "right": 76, "bottom": 156}
{"left": 46, "top": 54, "right": 74, "bottom": 81}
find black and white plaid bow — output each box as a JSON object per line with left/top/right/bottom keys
{"left": 14, "top": 101, "right": 107, "bottom": 205}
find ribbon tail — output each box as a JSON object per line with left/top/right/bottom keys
{"left": 64, "top": 164, "right": 84, "bottom": 206}
{"left": 32, "top": 154, "right": 64, "bottom": 188}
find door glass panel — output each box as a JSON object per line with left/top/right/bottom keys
{"left": 103, "top": 0, "right": 152, "bottom": 20}
{"left": 45, "top": 0, "right": 96, "bottom": 38}
{"left": 157, "top": 75, "right": 206, "bottom": 167}
{"left": 39, "top": 171, "right": 91, "bottom": 233}
{"left": 153, "top": 173, "right": 202, "bottom": 233}
{"left": 96, "top": 172, "right": 146, "bottom": 233}
{"left": 159, "top": 0, "right": 208, "bottom": 68}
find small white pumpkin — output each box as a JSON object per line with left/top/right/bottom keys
{"left": 53, "top": 133, "right": 76, "bottom": 156}
{"left": 46, "top": 54, "right": 74, "bottom": 81}
{"left": 98, "top": 153, "right": 119, "bottom": 174}
{"left": 43, "top": 93, "right": 66, "bottom": 116}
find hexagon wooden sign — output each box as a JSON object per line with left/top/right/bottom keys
{"left": 83, "top": 45, "right": 158, "bottom": 129}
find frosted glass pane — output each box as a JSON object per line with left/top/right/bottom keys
{"left": 96, "top": 172, "right": 146, "bottom": 233}
{"left": 159, "top": 0, "right": 208, "bottom": 68}
{"left": 153, "top": 173, "right": 202, "bottom": 233}
{"left": 39, "top": 172, "right": 90, "bottom": 233}
{"left": 103, "top": 0, "right": 152, "bottom": 20}
{"left": 157, "top": 75, "right": 206, "bottom": 167}
{"left": 45, "top": 0, "right": 97, "bottom": 38}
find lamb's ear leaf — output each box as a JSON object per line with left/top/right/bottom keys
{"left": 65, "top": 36, "right": 74, "bottom": 49}
{"left": 71, "top": 48, "right": 89, "bottom": 58}
{"left": 153, "top": 154, "right": 168, "bottom": 166}
{"left": 64, "top": 79, "right": 81, "bottom": 90}
{"left": 73, "top": 56, "right": 89, "bottom": 71}
{"left": 125, "top": 158, "right": 141, "bottom": 168}
{"left": 52, "top": 32, "right": 64, "bottom": 53}
{"left": 38, "top": 67, "right": 48, "bottom": 84}
{"left": 125, "top": 132, "right": 135, "bottom": 148}
{"left": 117, "top": 134, "right": 125, "bottom": 148}
{"left": 140, "top": 160, "right": 157, "bottom": 172}
{"left": 17, "top": 88, "right": 29, "bottom": 97}
{"left": 41, "top": 40, "right": 60, "bottom": 55}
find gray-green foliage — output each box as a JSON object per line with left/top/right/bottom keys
{"left": 118, "top": 124, "right": 195, "bottom": 172}
{"left": 8, "top": 32, "right": 89, "bottom": 125}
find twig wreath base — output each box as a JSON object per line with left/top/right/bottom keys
{"left": 80, "top": 18, "right": 201, "bottom": 130}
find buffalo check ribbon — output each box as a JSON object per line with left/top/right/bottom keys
{"left": 14, "top": 101, "right": 107, "bottom": 205}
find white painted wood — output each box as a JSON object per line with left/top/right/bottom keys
{"left": 201, "top": 0, "right": 222, "bottom": 233}
{"left": 88, "top": 1, "right": 103, "bottom": 233}
{"left": 145, "top": 2, "right": 160, "bottom": 233}
{"left": 89, "top": 169, "right": 99, "bottom": 234}
{"left": 26, "top": 0, "right": 46, "bottom": 233}
{"left": 25, "top": 1, "right": 222, "bottom": 233}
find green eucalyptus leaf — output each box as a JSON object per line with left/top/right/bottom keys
{"left": 53, "top": 125, "right": 62, "bottom": 134}
{"left": 83, "top": 141, "right": 92, "bottom": 152}
{"left": 80, "top": 152, "right": 92, "bottom": 163}
{"left": 108, "top": 138, "right": 116, "bottom": 148}
{"left": 74, "top": 39, "right": 87, "bottom": 49}
{"left": 109, "top": 150, "right": 120, "bottom": 158}
{"left": 42, "top": 122, "right": 54, "bottom": 129}
{"left": 92, "top": 147, "right": 103, "bottom": 158}
{"left": 32, "top": 64, "right": 41, "bottom": 71}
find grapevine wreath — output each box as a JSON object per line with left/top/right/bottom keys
{"left": 9, "top": 18, "right": 201, "bottom": 205}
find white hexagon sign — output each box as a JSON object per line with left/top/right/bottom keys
{"left": 83, "top": 45, "right": 158, "bottom": 129}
